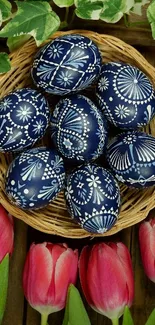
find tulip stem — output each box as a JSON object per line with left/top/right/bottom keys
{"left": 112, "top": 319, "right": 119, "bottom": 325}
{"left": 41, "top": 313, "right": 49, "bottom": 325}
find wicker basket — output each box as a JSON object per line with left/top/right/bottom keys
{"left": 1, "top": 30, "right": 155, "bottom": 238}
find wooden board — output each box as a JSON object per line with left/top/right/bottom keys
{"left": 2, "top": 46, "right": 155, "bottom": 325}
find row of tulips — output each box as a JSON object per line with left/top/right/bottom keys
{"left": 1, "top": 203, "right": 155, "bottom": 325}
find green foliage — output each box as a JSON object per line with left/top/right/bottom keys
{"left": 132, "top": 0, "right": 149, "bottom": 15}
{"left": 0, "top": 0, "right": 154, "bottom": 74}
{"left": 7, "top": 35, "right": 31, "bottom": 52}
{"left": 0, "top": 53, "right": 11, "bottom": 74}
{"left": 0, "top": 254, "right": 9, "bottom": 324}
{"left": 0, "top": 1, "right": 60, "bottom": 46}
{"left": 75, "top": 0, "right": 104, "bottom": 20}
{"left": 122, "top": 306, "right": 134, "bottom": 325}
{"left": 53, "top": 0, "right": 74, "bottom": 8}
{"left": 62, "top": 284, "right": 91, "bottom": 325}
{"left": 0, "top": 0, "right": 12, "bottom": 26}
{"left": 147, "top": 0, "right": 155, "bottom": 39}
{"left": 100, "top": 0, "right": 134, "bottom": 23}
{"left": 145, "top": 308, "right": 155, "bottom": 325}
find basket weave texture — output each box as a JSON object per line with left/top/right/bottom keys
{"left": 1, "top": 30, "right": 155, "bottom": 238}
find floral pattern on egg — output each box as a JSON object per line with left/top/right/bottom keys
{"left": 106, "top": 131, "right": 155, "bottom": 188}
{"left": 65, "top": 163, "right": 120, "bottom": 234}
{"left": 96, "top": 62, "right": 155, "bottom": 129}
{"left": 31, "top": 34, "right": 102, "bottom": 96}
{"left": 50, "top": 95, "right": 108, "bottom": 164}
{"left": 0, "top": 88, "right": 50, "bottom": 152}
{"left": 5, "top": 147, "right": 65, "bottom": 209}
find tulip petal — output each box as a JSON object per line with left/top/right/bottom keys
{"left": 47, "top": 243, "right": 67, "bottom": 267}
{"left": 0, "top": 205, "right": 14, "bottom": 262}
{"left": 110, "top": 242, "right": 134, "bottom": 306}
{"left": 79, "top": 246, "right": 93, "bottom": 306}
{"left": 139, "top": 221, "right": 155, "bottom": 282}
{"left": 87, "top": 243, "right": 128, "bottom": 319}
{"left": 23, "top": 243, "right": 53, "bottom": 307}
{"left": 54, "top": 248, "right": 78, "bottom": 309}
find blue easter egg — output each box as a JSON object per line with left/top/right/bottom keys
{"left": 106, "top": 131, "right": 155, "bottom": 188}
{"left": 31, "top": 34, "right": 102, "bottom": 96}
{"left": 65, "top": 163, "right": 120, "bottom": 234}
{"left": 5, "top": 147, "right": 65, "bottom": 209}
{"left": 0, "top": 88, "right": 50, "bottom": 152}
{"left": 96, "top": 62, "right": 155, "bottom": 129}
{"left": 50, "top": 94, "right": 108, "bottom": 164}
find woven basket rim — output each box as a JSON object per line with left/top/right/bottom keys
{"left": 0, "top": 29, "right": 155, "bottom": 238}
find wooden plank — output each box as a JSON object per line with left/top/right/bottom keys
{"left": 3, "top": 219, "right": 28, "bottom": 325}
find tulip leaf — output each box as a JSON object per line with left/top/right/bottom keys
{"left": 147, "top": 0, "right": 155, "bottom": 40}
{"left": 0, "top": 254, "right": 9, "bottom": 324}
{"left": 0, "top": 1, "right": 60, "bottom": 46}
{"left": 62, "top": 284, "right": 91, "bottom": 325}
{"left": 122, "top": 306, "right": 134, "bottom": 325}
{"left": 0, "top": 53, "right": 11, "bottom": 74}
{"left": 53, "top": 0, "right": 74, "bottom": 8}
{"left": 145, "top": 308, "right": 155, "bottom": 325}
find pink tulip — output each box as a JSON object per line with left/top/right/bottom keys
{"left": 23, "top": 242, "right": 78, "bottom": 319}
{"left": 139, "top": 218, "right": 155, "bottom": 282}
{"left": 0, "top": 205, "right": 14, "bottom": 262}
{"left": 79, "top": 242, "right": 134, "bottom": 322}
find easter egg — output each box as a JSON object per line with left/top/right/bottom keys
{"left": 65, "top": 163, "right": 120, "bottom": 234}
{"left": 106, "top": 131, "right": 155, "bottom": 188}
{"left": 5, "top": 147, "right": 65, "bottom": 209}
{"left": 96, "top": 62, "right": 155, "bottom": 129}
{"left": 0, "top": 88, "right": 50, "bottom": 152}
{"left": 50, "top": 95, "right": 108, "bottom": 164}
{"left": 31, "top": 34, "right": 102, "bottom": 96}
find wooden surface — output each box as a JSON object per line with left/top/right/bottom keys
{"left": 2, "top": 41, "right": 155, "bottom": 325}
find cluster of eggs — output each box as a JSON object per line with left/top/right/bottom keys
{"left": 1, "top": 34, "right": 155, "bottom": 235}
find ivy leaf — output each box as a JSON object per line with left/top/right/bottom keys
{"left": 131, "top": 0, "right": 150, "bottom": 16}
{"left": 122, "top": 306, "right": 134, "bottom": 325}
{"left": 62, "top": 284, "right": 91, "bottom": 325}
{"left": 0, "top": 254, "right": 9, "bottom": 324}
{"left": 0, "top": 53, "right": 11, "bottom": 74}
{"left": 75, "top": 0, "right": 134, "bottom": 22}
{"left": 0, "top": 1, "right": 60, "bottom": 46}
{"left": 145, "top": 309, "right": 155, "bottom": 325}
{"left": 75, "top": 0, "right": 104, "bottom": 20}
{"left": 147, "top": 0, "right": 155, "bottom": 39}
{"left": 100, "top": 0, "right": 135, "bottom": 23}
{"left": 0, "top": 0, "right": 12, "bottom": 26}
{"left": 53, "top": 0, "right": 74, "bottom": 8}
{"left": 7, "top": 35, "right": 31, "bottom": 52}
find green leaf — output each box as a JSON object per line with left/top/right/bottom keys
{"left": 0, "top": 0, "right": 12, "bottom": 25}
{"left": 0, "top": 254, "right": 9, "bottom": 324}
{"left": 145, "top": 308, "right": 155, "bottom": 325}
{"left": 122, "top": 306, "right": 134, "bottom": 325}
{"left": 62, "top": 284, "right": 91, "bottom": 325}
{"left": 0, "top": 1, "right": 60, "bottom": 46}
{"left": 0, "top": 53, "right": 11, "bottom": 74}
{"left": 53, "top": 0, "right": 74, "bottom": 8}
{"left": 100, "top": 0, "right": 135, "bottom": 23}
{"left": 75, "top": 0, "right": 134, "bottom": 22}
{"left": 75, "top": 0, "right": 104, "bottom": 20}
{"left": 131, "top": 0, "right": 149, "bottom": 16}
{"left": 7, "top": 35, "right": 31, "bottom": 52}
{"left": 147, "top": 0, "right": 155, "bottom": 39}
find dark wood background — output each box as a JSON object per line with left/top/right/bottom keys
{"left": 1, "top": 7, "right": 155, "bottom": 325}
